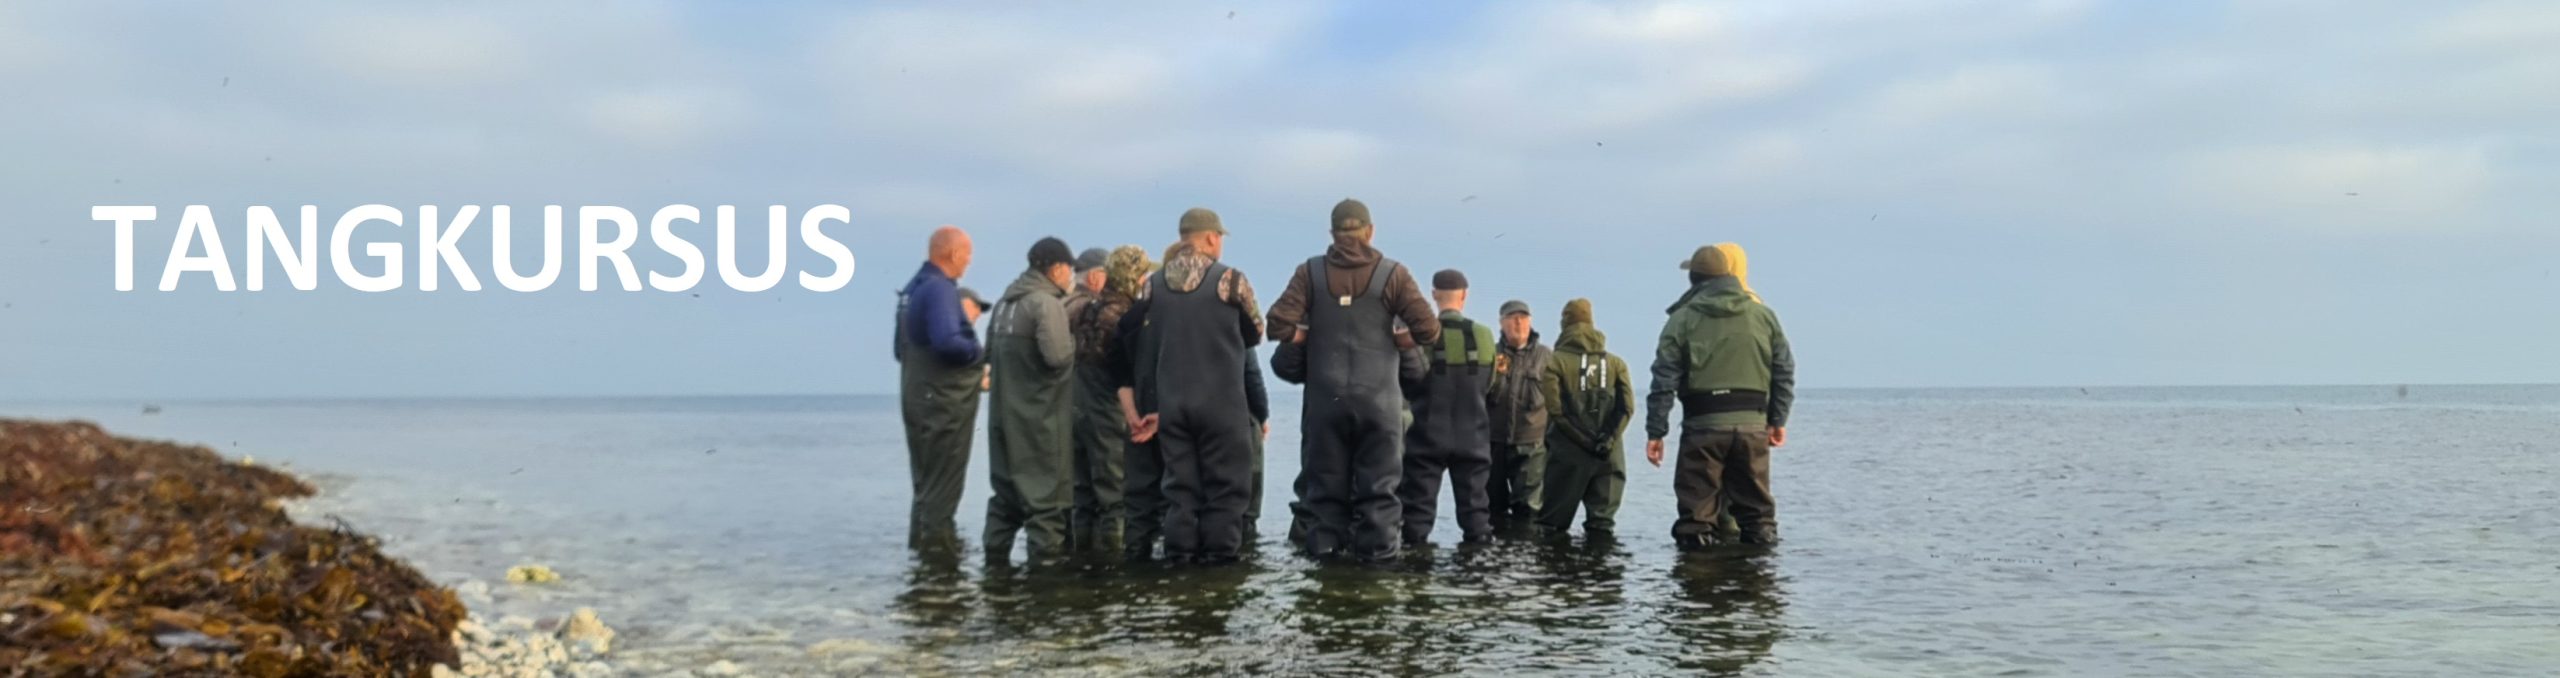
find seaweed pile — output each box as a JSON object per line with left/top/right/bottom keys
{"left": 1, "top": 420, "right": 464, "bottom": 676}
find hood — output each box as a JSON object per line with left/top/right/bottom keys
{"left": 1160, "top": 241, "right": 1223, "bottom": 293}
{"left": 1556, "top": 322, "right": 1606, "bottom": 353}
{"left": 1323, "top": 234, "right": 1381, "bottom": 269}
{"left": 1000, "top": 267, "right": 1066, "bottom": 303}
{"left": 1667, "top": 276, "right": 1753, "bottom": 318}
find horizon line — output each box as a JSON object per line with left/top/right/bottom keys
{"left": 3, "top": 381, "right": 2549, "bottom": 406}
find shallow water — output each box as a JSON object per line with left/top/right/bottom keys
{"left": 10, "top": 385, "right": 2558, "bottom": 675}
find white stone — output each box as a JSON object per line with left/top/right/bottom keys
{"left": 808, "top": 638, "right": 891, "bottom": 656}
{"left": 432, "top": 664, "right": 461, "bottom": 678}
{"left": 698, "top": 660, "right": 742, "bottom": 676}
{"left": 557, "top": 608, "right": 616, "bottom": 655}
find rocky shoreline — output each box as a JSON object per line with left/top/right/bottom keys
{"left": 0, "top": 419, "right": 618, "bottom": 677}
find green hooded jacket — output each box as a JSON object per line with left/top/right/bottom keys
{"left": 1539, "top": 322, "right": 1633, "bottom": 459}
{"left": 1645, "top": 276, "right": 1795, "bottom": 439}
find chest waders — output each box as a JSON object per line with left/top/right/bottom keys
{"left": 1297, "top": 256, "right": 1408, "bottom": 560}
{"left": 982, "top": 292, "right": 1075, "bottom": 563}
{"left": 1398, "top": 315, "right": 1497, "bottom": 545}
{"left": 1069, "top": 300, "right": 1129, "bottom": 553}
{"left": 897, "top": 287, "right": 981, "bottom": 553}
{"left": 1144, "top": 264, "right": 1258, "bottom": 562}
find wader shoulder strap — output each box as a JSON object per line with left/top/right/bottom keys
{"left": 1361, "top": 260, "right": 1395, "bottom": 302}
{"left": 892, "top": 288, "right": 910, "bottom": 363}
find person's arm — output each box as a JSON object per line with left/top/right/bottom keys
{"left": 1113, "top": 299, "right": 1159, "bottom": 441}
{"left": 1606, "top": 354, "right": 1637, "bottom": 446}
{"left": 1243, "top": 352, "right": 1270, "bottom": 424}
{"left": 917, "top": 280, "right": 982, "bottom": 366}
{"left": 1645, "top": 318, "right": 1684, "bottom": 442}
{"left": 1265, "top": 265, "right": 1311, "bottom": 343}
{"left": 1270, "top": 340, "right": 1306, "bottom": 385}
{"left": 1385, "top": 266, "right": 1441, "bottom": 345}
{"left": 1398, "top": 343, "right": 1428, "bottom": 401}
{"left": 1108, "top": 299, "right": 1148, "bottom": 392}
{"left": 1224, "top": 269, "right": 1265, "bottom": 348}
{"left": 1541, "top": 357, "right": 1594, "bottom": 450}
{"left": 1033, "top": 295, "right": 1076, "bottom": 370}
{"left": 1526, "top": 347, "right": 1549, "bottom": 422}
{"left": 1765, "top": 309, "right": 1795, "bottom": 444}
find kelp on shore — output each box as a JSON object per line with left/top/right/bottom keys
{"left": 1, "top": 420, "right": 464, "bottom": 676}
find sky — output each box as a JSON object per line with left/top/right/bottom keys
{"left": 2, "top": 0, "right": 2555, "bottom": 399}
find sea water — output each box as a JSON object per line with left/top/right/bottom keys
{"left": 9, "top": 385, "right": 2557, "bottom": 675}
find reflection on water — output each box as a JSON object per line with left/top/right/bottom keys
{"left": 1663, "top": 548, "right": 1785, "bottom": 676}
{"left": 870, "top": 534, "right": 1791, "bottom": 675}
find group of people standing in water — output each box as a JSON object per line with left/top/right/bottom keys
{"left": 894, "top": 198, "right": 1795, "bottom": 565}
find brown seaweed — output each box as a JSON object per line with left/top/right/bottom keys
{"left": 1, "top": 420, "right": 464, "bottom": 677}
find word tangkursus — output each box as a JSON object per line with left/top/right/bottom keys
{"left": 92, "top": 204, "right": 859, "bottom": 293}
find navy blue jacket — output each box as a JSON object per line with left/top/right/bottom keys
{"left": 896, "top": 262, "right": 982, "bottom": 366}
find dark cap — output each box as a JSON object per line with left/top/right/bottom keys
{"left": 1679, "top": 244, "right": 1734, "bottom": 276}
{"left": 956, "top": 286, "right": 990, "bottom": 309}
{"left": 1074, "top": 247, "right": 1109, "bottom": 273}
{"left": 1029, "top": 237, "right": 1074, "bottom": 270}
{"left": 1499, "top": 300, "right": 1530, "bottom": 318}
{"left": 1179, "top": 207, "right": 1226, "bottom": 237}
{"left": 1432, "top": 269, "right": 1468, "bottom": 291}
{"left": 1331, "top": 198, "right": 1371, "bottom": 233}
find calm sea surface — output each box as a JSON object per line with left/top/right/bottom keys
{"left": 8, "top": 385, "right": 2557, "bottom": 676}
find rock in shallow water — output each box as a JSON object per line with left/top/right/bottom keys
{"left": 559, "top": 606, "right": 617, "bottom": 655}
{"left": 506, "top": 564, "right": 562, "bottom": 583}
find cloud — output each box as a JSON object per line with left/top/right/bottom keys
{"left": 1403, "top": 2, "right": 1815, "bottom": 141}
{"left": 1865, "top": 63, "right": 2067, "bottom": 128}
{"left": 2185, "top": 145, "right": 2499, "bottom": 233}
{"left": 299, "top": 8, "right": 537, "bottom": 89}
{"left": 5, "top": 0, "right": 2558, "bottom": 397}
{"left": 2419, "top": 0, "right": 2560, "bottom": 50}
{"left": 583, "top": 86, "right": 745, "bottom": 149}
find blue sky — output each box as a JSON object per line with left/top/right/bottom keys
{"left": 2, "top": 1, "right": 2554, "bottom": 398}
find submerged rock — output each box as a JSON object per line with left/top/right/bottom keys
{"left": 558, "top": 607, "right": 616, "bottom": 655}
{"left": 506, "top": 564, "right": 562, "bottom": 584}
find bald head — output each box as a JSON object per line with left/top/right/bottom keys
{"left": 927, "top": 226, "right": 973, "bottom": 279}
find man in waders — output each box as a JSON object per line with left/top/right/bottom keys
{"left": 983, "top": 237, "right": 1081, "bottom": 564}
{"left": 1265, "top": 198, "right": 1443, "bottom": 560}
{"left": 897, "top": 226, "right": 983, "bottom": 554}
{"left": 1646, "top": 243, "right": 1796, "bottom": 548}
{"left": 1399, "top": 269, "right": 1499, "bottom": 546}
{"left": 1065, "top": 247, "right": 1127, "bottom": 552}
{"left": 1115, "top": 256, "right": 1273, "bottom": 561}
{"left": 1488, "top": 299, "right": 1551, "bottom": 527}
{"left": 1537, "top": 298, "right": 1634, "bottom": 535}
{"left": 1116, "top": 208, "right": 1264, "bottom": 564}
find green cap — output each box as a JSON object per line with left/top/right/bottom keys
{"left": 1179, "top": 207, "right": 1226, "bottom": 236}
{"left": 1331, "top": 198, "right": 1371, "bottom": 233}
{"left": 1679, "top": 245, "right": 1734, "bottom": 276}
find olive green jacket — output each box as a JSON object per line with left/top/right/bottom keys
{"left": 1540, "top": 323, "right": 1633, "bottom": 458}
{"left": 1645, "top": 276, "right": 1795, "bottom": 439}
